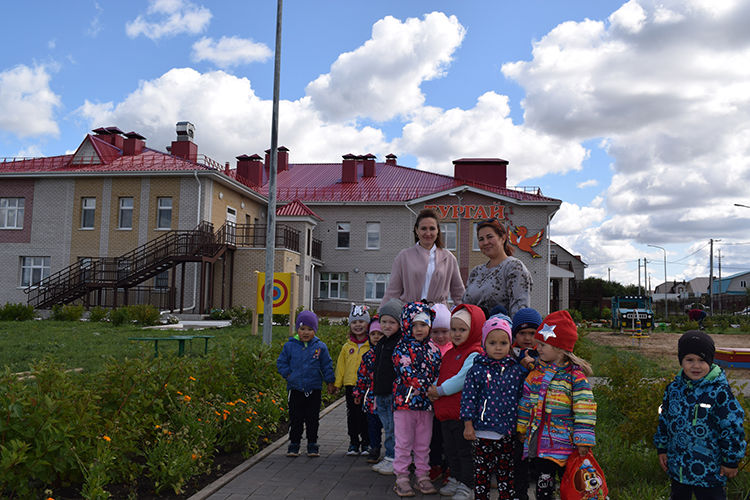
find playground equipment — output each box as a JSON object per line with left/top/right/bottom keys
{"left": 611, "top": 295, "right": 654, "bottom": 336}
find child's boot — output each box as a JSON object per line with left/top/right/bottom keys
{"left": 416, "top": 476, "right": 437, "bottom": 495}
{"left": 286, "top": 442, "right": 300, "bottom": 457}
{"left": 394, "top": 476, "right": 415, "bottom": 497}
{"left": 306, "top": 442, "right": 320, "bottom": 457}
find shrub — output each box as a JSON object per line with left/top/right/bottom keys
{"left": 566, "top": 308, "right": 583, "bottom": 324}
{"left": 51, "top": 304, "right": 84, "bottom": 321}
{"left": 0, "top": 302, "right": 35, "bottom": 321}
{"left": 209, "top": 308, "right": 231, "bottom": 320}
{"left": 87, "top": 306, "right": 108, "bottom": 323}
{"left": 127, "top": 304, "right": 160, "bottom": 326}
{"left": 601, "top": 307, "right": 611, "bottom": 321}
{"left": 228, "top": 306, "right": 253, "bottom": 326}
{"left": 108, "top": 307, "right": 130, "bottom": 326}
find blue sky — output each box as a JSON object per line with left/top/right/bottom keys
{"left": 2, "top": 0, "right": 750, "bottom": 287}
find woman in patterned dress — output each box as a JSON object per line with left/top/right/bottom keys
{"left": 462, "top": 219, "right": 532, "bottom": 317}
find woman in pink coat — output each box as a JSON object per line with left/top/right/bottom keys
{"left": 382, "top": 208, "right": 465, "bottom": 307}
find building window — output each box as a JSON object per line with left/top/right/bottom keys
{"left": 741, "top": 280, "right": 747, "bottom": 289}
{"left": 81, "top": 197, "right": 96, "bottom": 229}
{"left": 155, "top": 270, "right": 169, "bottom": 289}
{"left": 0, "top": 197, "right": 24, "bottom": 229}
{"left": 119, "top": 197, "right": 134, "bottom": 229}
{"left": 20, "top": 256, "right": 50, "bottom": 287}
{"left": 336, "top": 222, "right": 350, "bottom": 249}
{"left": 366, "top": 222, "right": 380, "bottom": 249}
{"left": 365, "top": 273, "right": 389, "bottom": 300}
{"left": 319, "top": 272, "right": 348, "bottom": 299}
{"left": 157, "top": 197, "right": 172, "bottom": 229}
{"left": 441, "top": 222, "right": 457, "bottom": 251}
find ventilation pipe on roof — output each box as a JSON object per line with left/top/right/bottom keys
{"left": 237, "top": 154, "right": 264, "bottom": 186}
{"left": 123, "top": 132, "right": 146, "bottom": 156}
{"left": 385, "top": 153, "right": 397, "bottom": 166}
{"left": 171, "top": 121, "right": 197, "bottom": 161}
{"left": 362, "top": 153, "right": 376, "bottom": 177}
{"left": 342, "top": 154, "right": 358, "bottom": 183}
{"left": 264, "top": 146, "right": 289, "bottom": 172}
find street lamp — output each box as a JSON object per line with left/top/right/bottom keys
{"left": 648, "top": 244, "right": 668, "bottom": 321}
{"left": 735, "top": 203, "right": 750, "bottom": 209}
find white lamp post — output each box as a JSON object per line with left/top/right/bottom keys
{"left": 648, "top": 244, "right": 668, "bottom": 321}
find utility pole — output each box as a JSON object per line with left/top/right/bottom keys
{"left": 709, "top": 239, "right": 714, "bottom": 315}
{"left": 718, "top": 249, "right": 722, "bottom": 314}
{"left": 608, "top": 267, "right": 611, "bottom": 282}
{"left": 644, "top": 258, "right": 648, "bottom": 296}
{"left": 638, "top": 258, "right": 641, "bottom": 295}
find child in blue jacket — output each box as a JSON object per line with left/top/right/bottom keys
{"left": 277, "top": 310, "right": 335, "bottom": 458}
{"left": 461, "top": 316, "right": 527, "bottom": 500}
{"left": 654, "top": 330, "right": 746, "bottom": 500}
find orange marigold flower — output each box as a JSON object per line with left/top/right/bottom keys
{"left": 183, "top": 395, "right": 191, "bottom": 402}
{"left": 191, "top": 453, "right": 198, "bottom": 460}
{"left": 222, "top": 413, "right": 228, "bottom": 421}
{"left": 197, "top": 418, "right": 202, "bottom": 422}
{"left": 271, "top": 399, "right": 276, "bottom": 404}
{"left": 189, "top": 376, "right": 196, "bottom": 381}
{"left": 226, "top": 402, "right": 235, "bottom": 406}
{"left": 245, "top": 418, "right": 252, "bottom": 423}
{"left": 102, "top": 435, "right": 111, "bottom": 442}
{"left": 257, "top": 425, "right": 263, "bottom": 430}
{"left": 176, "top": 391, "right": 183, "bottom": 395}
{"left": 223, "top": 409, "right": 230, "bottom": 414}
{"left": 214, "top": 410, "right": 221, "bottom": 416}
{"left": 237, "top": 399, "right": 247, "bottom": 404}
{"left": 259, "top": 392, "right": 264, "bottom": 396}
{"left": 155, "top": 424, "right": 161, "bottom": 429}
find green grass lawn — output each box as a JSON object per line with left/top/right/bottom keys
{"left": 0, "top": 320, "right": 338, "bottom": 373}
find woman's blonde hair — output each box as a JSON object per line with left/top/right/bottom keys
{"left": 546, "top": 344, "right": 593, "bottom": 376}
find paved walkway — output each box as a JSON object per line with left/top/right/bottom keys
{"left": 192, "top": 399, "right": 450, "bottom": 500}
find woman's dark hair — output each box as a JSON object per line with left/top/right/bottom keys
{"left": 413, "top": 208, "right": 443, "bottom": 248}
{"left": 476, "top": 218, "right": 514, "bottom": 256}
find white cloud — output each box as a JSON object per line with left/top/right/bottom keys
{"left": 501, "top": 0, "right": 750, "bottom": 266}
{"left": 551, "top": 201, "right": 606, "bottom": 236}
{"left": 88, "top": 2, "right": 104, "bottom": 37}
{"left": 394, "top": 92, "right": 588, "bottom": 178}
{"left": 0, "top": 64, "right": 60, "bottom": 138}
{"left": 191, "top": 36, "right": 272, "bottom": 68}
{"left": 126, "top": 0, "right": 211, "bottom": 40}
{"left": 306, "top": 12, "right": 466, "bottom": 122}
{"left": 76, "top": 68, "right": 387, "bottom": 164}
{"left": 576, "top": 179, "right": 598, "bottom": 189}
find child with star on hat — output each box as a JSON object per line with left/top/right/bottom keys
{"left": 516, "top": 310, "right": 596, "bottom": 500}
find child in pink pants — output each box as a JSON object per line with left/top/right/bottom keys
{"left": 391, "top": 301, "right": 442, "bottom": 497}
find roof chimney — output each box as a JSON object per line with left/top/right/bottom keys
{"left": 170, "top": 121, "right": 197, "bottom": 161}
{"left": 264, "top": 146, "right": 290, "bottom": 173}
{"left": 362, "top": 153, "right": 376, "bottom": 177}
{"left": 342, "top": 154, "right": 358, "bottom": 183}
{"left": 237, "top": 154, "right": 264, "bottom": 186}
{"left": 385, "top": 153, "right": 397, "bottom": 166}
{"left": 452, "top": 158, "right": 508, "bottom": 188}
{"left": 104, "top": 126, "right": 125, "bottom": 149}
{"left": 123, "top": 132, "right": 146, "bottom": 156}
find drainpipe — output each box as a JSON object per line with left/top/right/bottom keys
{"left": 404, "top": 202, "right": 418, "bottom": 217}
{"left": 309, "top": 262, "right": 316, "bottom": 309}
{"left": 185, "top": 171, "right": 202, "bottom": 313}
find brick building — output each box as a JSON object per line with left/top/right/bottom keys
{"left": 1, "top": 122, "right": 569, "bottom": 315}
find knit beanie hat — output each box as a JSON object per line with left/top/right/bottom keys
{"left": 378, "top": 298, "right": 404, "bottom": 322}
{"left": 489, "top": 304, "right": 509, "bottom": 317}
{"left": 490, "top": 311, "right": 513, "bottom": 329}
{"left": 482, "top": 317, "right": 512, "bottom": 346}
{"left": 534, "top": 310, "right": 577, "bottom": 352}
{"left": 512, "top": 308, "right": 543, "bottom": 335}
{"left": 369, "top": 319, "right": 381, "bottom": 334}
{"left": 431, "top": 303, "right": 451, "bottom": 330}
{"left": 452, "top": 308, "right": 472, "bottom": 329}
{"left": 349, "top": 303, "right": 370, "bottom": 324}
{"left": 295, "top": 310, "right": 318, "bottom": 333}
{"left": 678, "top": 330, "right": 715, "bottom": 365}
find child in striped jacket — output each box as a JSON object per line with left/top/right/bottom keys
{"left": 516, "top": 310, "right": 596, "bottom": 500}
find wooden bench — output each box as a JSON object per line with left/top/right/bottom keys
{"left": 129, "top": 334, "right": 214, "bottom": 357}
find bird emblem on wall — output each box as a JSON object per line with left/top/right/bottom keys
{"left": 509, "top": 225, "right": 544, "bottom": 258}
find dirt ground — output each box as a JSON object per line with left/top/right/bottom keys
{"left": 587, "top": 330, "right": 750, "bottom": 379}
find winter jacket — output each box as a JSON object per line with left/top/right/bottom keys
{"left": 276, "top": 335, "right": 335, "bottom": 392}
{"left": 517, "top": 360, "right": 596, "bottom": 466}
{"left": 353, "top": 349, "right": 377, "bottom": 414}
{"left": 460, "top": 354, "right": 527, "bottom": 436}
{"left": 373, "top": 330, "right": 402, "bottom": 395}
{"left": 334, "top": 334, "right": 370, "bottom": 387}
{"left": 434, "top": 304, "right": 486, "bottom": 421}
{"left": 653, "top": 365, "right": 746, "bottom": 487}
{"left": 392, "top": 302, "right": 442, "bottom": 411}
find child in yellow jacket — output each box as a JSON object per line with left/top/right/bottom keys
{"left": 335, "top": 303, "right": 372, "bottom": 455}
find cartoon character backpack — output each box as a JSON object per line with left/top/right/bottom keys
{"left": 560, "top": 450, "right": 609, "bottom": 500}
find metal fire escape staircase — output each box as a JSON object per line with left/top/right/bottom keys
{"left": 25, "top": 221, "right": 234, "bottom": 309}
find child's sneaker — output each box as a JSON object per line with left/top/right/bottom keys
{"left": 439, "top": 477, "right": 459, "bottom": 496}
{"left": 451, "top": 482, "right": 473, "bottom": 500}
{"left": 286, "top": 442, "right": 300, "bottom": 457}
{"left": 365, "top": 447, "right": 381, "bottom": 463}
{"left": 346, "top": 444, "right": 359, "bottom": 456}
{"left": 393, "top": 476, "right": 415, "bottom": 497}
{"left": 416, "top": 476, "right": 437, "bottom": 495}
{"left": 359, "top": 445, "right": 371, "bottom": 456}
{"left": 372, "top": 456, "right": 394, "bottom": 475}
{"left": 306, "top": 443, "right": 320, "bottom": 457}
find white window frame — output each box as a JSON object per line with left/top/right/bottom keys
{"left": 440, "top": 222, "right": 457, "bottom": 251}
{"left": 157, "top": 197, "right": 172, "bottom": 229}
{"left": 365, "top": 273, "right": 390, "bottom": 300}
{"left": 0, "top": 197, "right": 24, "bottom": 229}
{"left": 81, "top": 197, "right": 96, "bottom": 229}
{"left": 336, "top": 222, "right": 350, "bottom": 249}
{"left": 366, "top": 222, "right": 380, "bottom": 250}
{"left": 319, "top": 272, "right": 349, "bottom": 299}
{"left": 20, "top": 256, "right": 50, "bottom": 287}
{"left": 118, "top": 197, "right": 134, "bottom": 229}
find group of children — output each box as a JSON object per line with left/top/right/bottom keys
{"left": 277, "top": 302, "right": 746, "bottom": 500}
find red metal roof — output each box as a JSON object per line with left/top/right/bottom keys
{"left": 249, "top": 162, "right": 557, "bottom": 203}
{"left": 276, "top": 199, "right": 323, "bottom": 220}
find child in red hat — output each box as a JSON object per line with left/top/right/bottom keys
{"left": 516, "top": 310, "right": 596, "bottom": 500}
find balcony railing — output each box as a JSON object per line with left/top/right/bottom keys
{"left": 233, "top": 224, "right": 300, "bottom": 252}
